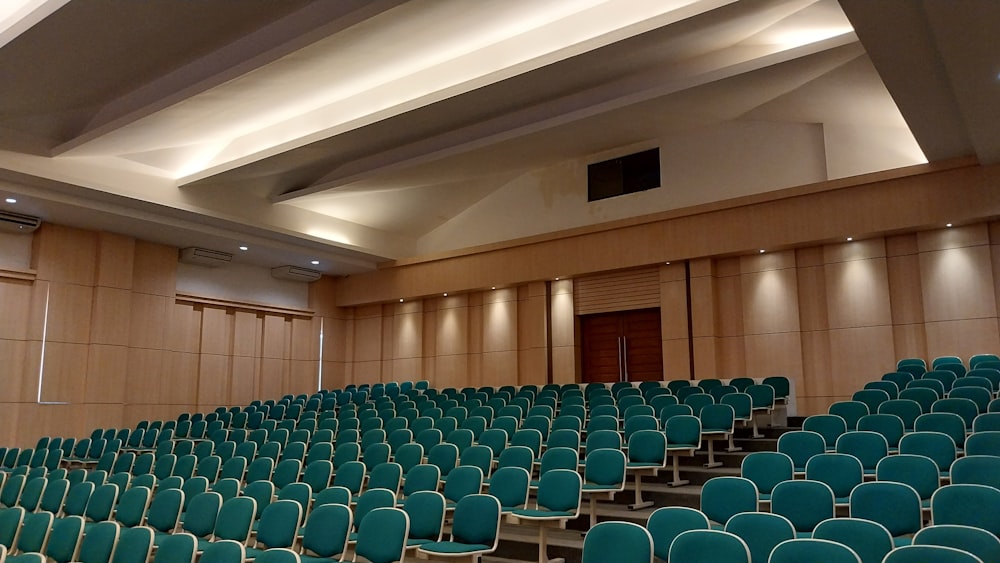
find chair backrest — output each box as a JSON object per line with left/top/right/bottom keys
{"left": 857, "top": 414, "right": 905, "bottom": 450}
{"left": 442, "top": 465, "right": 483, "bottom": 504}
{"left": 701, "top": 476, "right": 759, "bottom": 527}
{"left": 931, "top": 483, "right": 1000, "bottom": 535}
{"left": 86, "top": 483, "right": 120, "bottom": 523}
{"left": 899, "top": 431, "right": 957, "bottom": 476}
{"left": 669, "top": 529, "right": 751, "bottom": 563}
{"left": 899, "top": 387, "right": 939, "bottom": 414}
{"left": 301, "top": 503, "right": 351, "bottom": 559}
{"left": 354, "top": 507, "right": 408, "bottom": 563}
{"left": 182, "top": 492, "right": 222, "bottom": 538}
{"left": 740, "top": 451, "right": 793, "bottom": 499}
{"left": 536, "top": 469, "right": 582, "bottom": 515}
{"left": 646, "top": 506, "right": 710, "bottom": 561}
{"left": 17, "top": 510, "right": 54, "bottom": 554}
{"left": 805, "top": 453, "right": 863, "bottom": 502}
{"left": 913, "top": 524, "right": 1000, "bottom": 563}
{"left": 829, "top": 401, "right": 869, "bottom": 430}
{"left": 724, "top": 512, "right": 795, "bottom": 563}
{"left": 883, "top": 545, "right": 985, "bottom": 563}
{"left": 111, "top": 526, "right": 154, "bottom": 563}
{"left": 776, "top": 431, "right": 825, "bottom": 473}
{"left": 44, "top": 514, "right": 84, "bottom": 563}
{"left": 770, "top": 479, "right": 834, "bottom": 534}
{"left": 768, "top": 538, "right": 862, "bottom": 563}
{"left": 950, "top": 455, "right": 1000, "bottom": 489}
{"left": 352, "top": 488, "right": 397, "bottom": 533}
{"left": 152, "top": 532, "right": 196, "bottom": 563}
{"left": 489, "top": 466, "right": 530, "bottom": 511}
{"left": 116, "top": 485, "right": 152, "bottom": 528}
{"left": 582, "top": 521, "right": 654, "bottom": 563}
{"left": 965, "top": 430, "right": 1000, "bottom": 456}
{"left": 852, "top": 389, "right": 890, "bottom": 415}
{"left": 146, "top": 487, "right": 184, "bottom": 534}
{"left": 450, "top": 494, "right": 502, "bottom": 550}
{"left": 849, "top": 481, "right": 922, "bottom": 538}
{"left": 802, "top": 415, "right": 847, "bottom": 450}
{"left": 875, "top": 453, "right": 940, "bottom": 504}
{"left": 77, "top": 520, "right": 120, "bottom": 563}
{"left": 402, "top": 490, "right": 446, "bottom": 544}
{"left": 835, "top": 431, "right": 888, "bottom": 474}
{"left": 931, "top": 398, "right": 979, "bottom": 431}
{"left": 199, "top": 539, "right": 246, "bottom": 563}
{"left": 256, "top": 500, "right": 302, "bottom": 550}
{"left": 813, "top": 517, "right": 893, "bottom": 563}
{"left": 864, "top": 380, "right": 899, "bottom": 400}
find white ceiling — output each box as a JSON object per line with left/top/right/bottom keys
{"left": 0, "top": 0, "right": 995, "bottom": 276}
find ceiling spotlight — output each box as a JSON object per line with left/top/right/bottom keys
{"left": 238, "top": 245, "right": 248, "bottom": 251}
{"left": 759, "top": 249, "right": 766, "bottom": 254}
{"left": 846, "top": 237, "right": 853, "bottom": 242}
{"left": 665, "top": 261, "right": 671, "bottom": 265}
{"left": 399, "top": 298, "right": 404, "bottom": 303}
{"left": 443, "top": 292, "right": 448, "bottom": 297}
{"left": 311, "top": 260, "right": 320, "bottom": 265}
{"left": 554, "top": 277, "right": 560, "bottom": 281}
{"left": 946, "top": 223, "right": 953, "bottom": 228}
{"left": 491, "top": 286, "right": 496, "bottom": 290}
{"left": 4, "top": 198, "right": 15, "bottom": 204}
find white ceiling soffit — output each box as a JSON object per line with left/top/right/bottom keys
{"left": 55, "top": 0, "right": 735, "bottom": 183}
{"left": 0, "top": 0, "right": 68, "bottom": 49}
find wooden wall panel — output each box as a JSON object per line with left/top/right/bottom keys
{"left": 161, "top": 351, "right": 199, "bottom": 406}
{"left": 920, "top": 245, "right": 997, "bottom": 322}
{"left": 125, "top": 348, "right": 163, "bottom": 404}
{"left": 85, "top": 344, "right": 127, "bottom": 404}
{"left": 46, "top": 282, "right": 93, "bottom": 344}
{"left": 129, "top": 293, "right": 168, "bottom": 349}
{"left": 131, "top": 241, "right": 176, "bottom": 297}
{"left": 32, "top": 224, "right": 97, "bottom": 286}
{"left": 90, "top": 287, "right": 131, "bottom": 346}
{"left": 0, "top": 279, "right": 32, "bottom": 340}
{"left": 95, "top": 232, "right": 134, "bottom": 290}
{"left": 550, "top": 280, "right": 576, "bottom": 384}
{"left": 39, "top": 341, "right": 88, "bottom": 403}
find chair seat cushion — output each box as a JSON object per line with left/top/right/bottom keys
{"left": 510, "top": 509, "right": 575, "bottom": 519}
{"left": 418, "top": 541, "right": 491, "bottom": 554}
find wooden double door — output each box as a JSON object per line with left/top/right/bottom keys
{"left": 580, "top": 308, "right": 663, "bottom": 383}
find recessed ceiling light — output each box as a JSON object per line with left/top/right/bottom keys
{"left": 759, "top": 249, "right": 766, "bottom": 254}
{"left": 4, "top": 198, "right": 15, "bottom": 204}
{"left": 491, "top": 286, "right": 496, "bottom": 290}
{"left": 665, "top": 261, "right": 671, "bottom": 265}
{"left": 554, "top": 277, "right": 560, "bottom": 281}
{"left": 946, "top": 223, "right": 953, "bottom": 228}
{"left": 238, "top": 245, "right": 248, "bottom": 251}
{"left": 399, "top": 298, "right": 404, "bottom": 303}
{"left": 443, "top": 292, "right": 448, "bottom": 297}
{"left": 846, "top": 237, "right": 853, "bottom": 242}
{"left": 311, "top": 260, "right": 320, "bottom": 265}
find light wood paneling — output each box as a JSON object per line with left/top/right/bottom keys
{"left": 90, "top": 287, "right": 131, "bottom": 346}
{"left": 96, "top": 232, "right": 134, "bottom": 290}
{"left": 288, "top": 360, "right": 317, "bottom": 395}
{"left": 825, "top": 257, "right": 892, "bottom": 329}
{"left": 197, "top": 354, "right": 231, "bottom": 408}
{"left": 917, "top": 224, "right": 989, "bottom": 252}
{"left": 233, "top": 311, "right": 262, "bottom": 358}
{"left": 230, "top": 356, "right": 258, "bottom": 406}
{"left": 920, "top": 245, "right": 998, "bottom": 322}
{"left": 129, "top": 293, "right": 168, "bottom": 349}
{"left": 161, "top": 351, "right": 199, "bottom": 405}
{"left": 131, "top": 241, "right": 176, "bottom": 297}
{"left": 0, "top": 339, "right": 28, "bottom": 400}
{"left": 796, "top": 265, "right": 828, "bottom": 331}
{"left": 46, "top": 282, "right": 94, "bottom": 344}
{"left": 39, "top": 341, "right": 89, "bottom": 403}
{"left": 744, "top": 332, "right": 803, "bottom": 380}
{"left": 483, "top": 295, "right": 517, "bottom": 353}
{"left": 85, "top": 344, "right": 127, "bottom": 403}
{"left": 741, "top": 266, "right": 801, "bottom": 335}
{"left": 481, "top": 350, "right": 518, "bottom": 387}
{"left": 575, "top": 267, "right": 660, "bottom": 315}
{"left": 259, "top": 358, "right": 288, "bottom": 400}
{"left": 925, "top": 318, "right": 1000, "bottom": 361}
{"left": 291, "top": 317, "right": 317, "bottom": 361}
{"left": 199, "top": 307, "right": 233, "bottom": 356}
{"left": 828, "top": 326, "right": 896, "bottom": 394}
{"left": 0, "top": 279, "right": 33, "bottom": 340}
{"left": 887, "top": 253, "right": 925, "bottom": 325}
{"left": 32, "top": 224, "right": 97, "bottom": 286}
{"left": 125, "top": 348, "right": 163, "bottom": 404}
{"left": 262, "top": 315, "right": 290, "bottom": 359}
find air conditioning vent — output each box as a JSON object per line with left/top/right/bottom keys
{"left": 271, "top": 265, "right": 322, "bottom": 282}
{"left": 179, "top": 247, "right": 233, "bottom": 267}
{"left": 0, "top": 210, "right": 41, "bottom": 233}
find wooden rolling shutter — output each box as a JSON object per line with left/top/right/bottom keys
{"left": 574, "top": 267, "right": 660, "bottom": 315}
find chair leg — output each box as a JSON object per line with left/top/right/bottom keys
{"left": 726, "top": 432, "right": 742, "bottom": 453}
{"left": 628, "top": 473, "right": 653, "bottom": 510}
{"left": 704, "top": 438, "right": 721, "bottom": 468}
{"left": 589, "top": 496, "right": 598, "bottom": 528}
{"left": 668, "top": 454, "right": 689, "bottom": 487}
{"left": 537, "top": 524, "right": 565, "bottom": 563}
{"left": 751, "top": 414, "right": 763, "bottom": 439}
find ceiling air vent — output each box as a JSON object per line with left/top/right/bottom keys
{"left": 0, "top": 210, "right": 41, "bottom": 233}
{"left": 179, "top": 247, "right": 233, "bottom": 267}
{"left": 271, "top": 265, "right": 322, "bottom": 282}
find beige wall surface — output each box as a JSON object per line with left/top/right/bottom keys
{"left": 5, "top": 162, "right": 1000, "bottom": 447}
{"left": 0, "top": 225, "right": 321, "bottom": 447}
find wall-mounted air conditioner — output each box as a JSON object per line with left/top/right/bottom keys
{"left": 0, "top": 211, "right": 41, "bottom": 233}
{"left": 179, "top": 247, "right": 233, "bottom": 267}
{"left": 271, "top": 265, "right": 322, "bottom": 282}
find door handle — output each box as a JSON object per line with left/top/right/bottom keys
{"left": 617, "top": 337, "right": 624, "bottom": 382}
{"left": 622, "top": 336, "right": 629, "bottom": 382}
